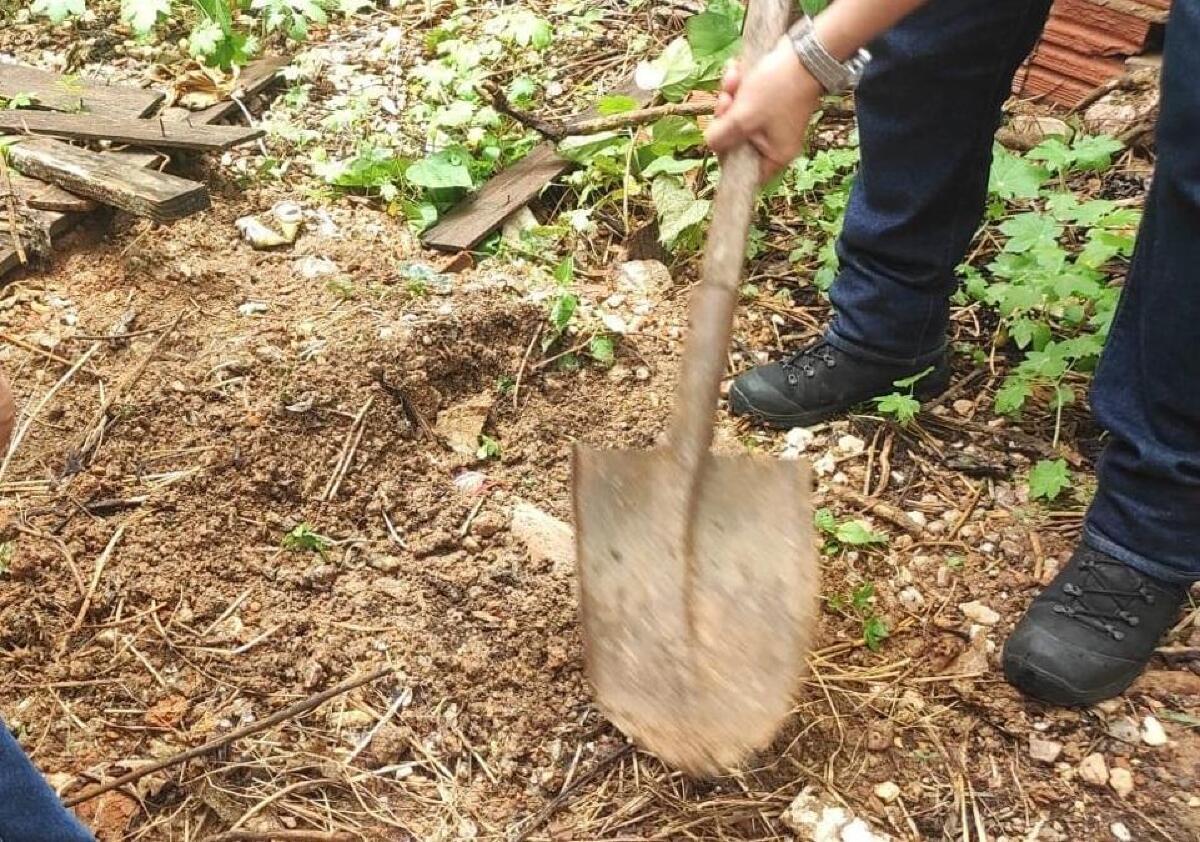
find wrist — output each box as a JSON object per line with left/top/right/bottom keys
{"left": 773, "top": 36, "right": 824, "bottom": 96}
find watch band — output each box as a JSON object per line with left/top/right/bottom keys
{"left": 787, "top": 16, "right": 871, "bottom": 94}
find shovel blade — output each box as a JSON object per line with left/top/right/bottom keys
{"left": 573, "top": 446, "right": 817, "bottom": 775}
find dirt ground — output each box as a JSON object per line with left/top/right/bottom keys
{"left": 1, "top": 8, "right": 1198, "bottom": 842}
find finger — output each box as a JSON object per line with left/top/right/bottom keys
{"left": 704, "top": 111, "right": 748, "bottom": 155}
{"left": 720, "top": 60, "right": 742, "bottom": 96}
{"left": 714, "top": 91, "right": 734, "bottom": 119}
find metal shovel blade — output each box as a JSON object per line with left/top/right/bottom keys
{"left": 573, "top": 445, "right": 816, "bottom": 775}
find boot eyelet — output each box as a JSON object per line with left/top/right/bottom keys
{"left": 787, "top": 374, "right": 798, "bottom": 386}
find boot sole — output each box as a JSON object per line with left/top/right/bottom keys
{"left": 729, "top": 370, "right": 952, "bottom": 430}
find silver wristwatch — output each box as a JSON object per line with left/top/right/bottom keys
{"left": 787, "top": 16, "right": 871, "bottom": 94}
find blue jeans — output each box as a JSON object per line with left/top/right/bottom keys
{"left": 828, "top": 0, "right": 1200, "bottom": 581}
{"left": 0, "top": 722, "right": 94, "bottom": 841}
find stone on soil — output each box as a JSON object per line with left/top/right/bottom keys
{"left": 958, "top": 601, "right": 1000, "bottom": 625}
{"left": 1029, "top": 736, "right": 1063, "bottom": 764}
{"left": 1108, "top": 767, "right": 1134, "bottom": 798}
{"left": 781, "top": 787, "right": 893, "bottom": 842}
{"left": 510, "top": 501, "right": 574, "bottom": 575}
{"left": 1110, "top": 821, "right": 1132, "bottom": 842}
{"left": 1141, "top": 715, "right": 1167, "bottom": 746}
{"left": 1107, "top": 716, "right": 1140, "bottom": 743}
{"left": 1078, "top": 752, "right": 1109, "bottom": 787}
{"left": 873, "top": 781, "right": 900, "bottom": 803}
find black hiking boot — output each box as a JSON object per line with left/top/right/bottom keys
{"left": 1003, "top": 545, "right": 1189, "bottom": 707}
{"left": 727, "top": 339, "right": 951, "bottom": 428}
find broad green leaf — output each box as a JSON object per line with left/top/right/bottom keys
{"left": 995, "top": 377, "right": 1032, "bottom": 416}
{"left": 557, "top": 130, "right": 625, "bottom": 164}
{"left": 650, "top": 115, "right": 704, "bottom": 151}
{"left": 851, "top": 582, "right": 875, "bottom": 611}
{"left": 1077, "top": 228, "right": 1133, "bottom": 268}
{"left": 1000, "top": 212, "right": 1062, "bottom": 254}
{"left": 549, "top": 293, "right": 578, "bottom": 333}
{"left": 835, "top": 520, "right": 887, "bottom": 546}
{"left": 1029, "top": 137, "right": 1074, "bottom": 173}
{"left": 650, "top": 176, "right": 711, "bottom": 247}
{"left": 814, "top": 507, "right": 837, "bottom": 535}
{"left": 31, "top": 0, "right": 85, "bottom": 24}
{"left": 989, "top": 146, "right": 1048, "bottom": 199}
{"left": 121, "top": 0, "right": 170, "bottom": 34}
{"left": 893, "top": 365, "right": 934, "bottom": 390}
{"left": 597, "top": 94, "right": 639, "bottom": 115}
{"left": 650, "top": 38, "right": 698, "bottom": 101}
{"left": 552, "top": 255, "right": 574, "bottom": 285}
{"left": 1029, "top": 459, "right": 1071, "bottom": 502}
{"left": 406, "top": 150, "right": 473, "bottom": 190}
{"left": 686, "top": 10, "right": 740, "bottom": 58}
{"left": 640, "top": 155, "right": 701, "bottom": 178}
{"left": 1070, "top": 134, "right": 1124, "bottom": 171}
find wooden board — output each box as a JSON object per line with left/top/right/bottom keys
{"left": 0, "top": 110, "right": 263, "bottom": 151}
{"left": 422, "top": 79, "right": 654, "bottom": 252}
{"left": 8, "top": 138, "right": 209, "bottom": 223}
{"left": 0, "top": 63, "right": 163, "bottom": 117}
{"left": 159, "top": 55, "right": 289, "bottom": 125}
{"left": 5, "top": 170, "right": 96, "bottom": 213}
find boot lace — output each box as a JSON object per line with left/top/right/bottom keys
{"left": 782, "top": 341, "right": 838, "bottom": 386}
{"left": 1052, "top": 554, "right": 1158, "bottom": 641}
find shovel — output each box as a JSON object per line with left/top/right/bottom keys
{"left": 573, "top": 0, "right": 818, "bottom": 776}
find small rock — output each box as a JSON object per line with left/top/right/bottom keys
{"left": 906, "top": 511, "right": 928, "bottom": 528}
{"left": 1110, "top": 822, "right": 1132, "bottom": 842}
{"left": 898, "top": 586, "right": 925, "bottom": 611}
{"left": 1038, "top": 557, "right": 1061, "bottom": 586}
{"left": 873, "top": 781, "right": 900, "bottom": 803}
{"left": 616, "top": 260, "right": 673, "bottom": 296}
{"left": 1141, "top": 715, "right": 1168, "bottom": 746}
{"left": 1107, "top": 716, "right": 1140, "bottom": 744}
{"left": 1109, "top": 767, "right": 1134, "bottom": 798}
{"left": 959, "top": 601, "right": 1000, "bottom": 626}
{"left": 368, "top": 554, "right": 403, "bottom": 573}
{"left": 511, "top": 501, "right": 574, "bottom": 575}
{"left": 501, "top": 205, "right": 539, "bottom": 244}
{"left": 634, "top": 366, "right": 651, "bottom": 381}
{"left": 836, "top": 434, "right": 865, "bottom": 457}
{"left": 433, "top": 393, "right": 494, "bottom": 459}
{"left": 1094, "top": 698, "right": 1123, "bottom": 716}
{"left": 1029, "top": 736, "right": 1063, "bottom": 764}
{"left": 952, "top": 399, "right": 974, "bottom": 417}
{"left": 865, "top": 722, "right": 893, "bottom": 752}
{"left": 1078, "top": 752, "right": 1109, "bottom": 787}
{"left": 607, "top": 364, "right": 631, "bottom": 383}
{"left": 813, "top": 452, "right": 837, "bottom": 477}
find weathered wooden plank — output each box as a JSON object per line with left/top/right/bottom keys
{"left": 0, "top": 111, "right": 263, "bottom": 151}
{"left": 422, "top": 79, "right": 654, "bottom": 252}
{"left": 8, "top": 137, "right": 209, "bottom": 223}
{"left": 5, "top": 169, "right": 96, "bottom": 213}
{"left": 0, "top": 63, "right": 163, "bottom": 117}
{"left": 159, "top": 55, "right": 289, "bottom": 125}
{"left": 0, "top": 206, "right": 75, "bottom": 277}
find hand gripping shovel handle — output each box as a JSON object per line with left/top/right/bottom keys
{"left": 669, "top": 0, "right": 792, "bottom": 471}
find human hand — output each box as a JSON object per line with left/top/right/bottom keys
{"left": 704, "top": 38, "right": 822, "bottom": 181}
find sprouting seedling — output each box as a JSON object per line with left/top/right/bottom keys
{"left": 282, "top": 523, "right": 330, "bottom": 559}
{"left": 874, "top": 366, "right": 934, "bottom": 425}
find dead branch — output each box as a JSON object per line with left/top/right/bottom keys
{"left": 64, "top": 666, "right": 392, "bottom": 807}
{"left": 204, "top": 833, "right": 354, "bottom": 842}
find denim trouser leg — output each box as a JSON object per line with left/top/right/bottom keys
{"left": 1084, "top": 0, "right": 1200, "bottom": 584}
{"left": 825, "top": 0, "right": 1052, "bottom": 364}
{"left": 0, "top": 721, "right": 94, "bottom": 841}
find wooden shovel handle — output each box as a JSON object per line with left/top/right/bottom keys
{"left": 669, "top": 0, "right": 792, "bottom": 467}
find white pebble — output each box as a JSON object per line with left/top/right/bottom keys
{"left": 906, "top": 510, "right": 928, "bottom": 527}
{"left": 899, "top": 586, "right": 925, "bottom": 611}
{"left": 873, "top": 781, "right": 900, "bottom": 803}
{"left": 1110, "top": 822, "right": 1132, "bottom": 842}
{"left": 1141, "top": 715, "right": 1168, "bottom": 746}
{"left": 836, "top": 434, "right": 865, "bottom": 456}
{"left": 959, "top": 601, "right": 1000, "bottom": 625}
{"left": 1109, "top": 767, "right": 1134, "bottom": 798}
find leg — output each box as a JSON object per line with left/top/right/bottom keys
{"left": 1004, "top": 0, "right": 1200, "bottom": 705}
{"left": 0, "top": 720, "right": 94, "bottom": 841}
{"left": 730, "top": 0, "right": 1052, "bottom": 426}
{"left": 829, "top": 0, "right": 1053, "bottom": 363}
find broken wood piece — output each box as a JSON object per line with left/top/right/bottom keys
{"left": 160, "top": 55, "right": 289, "bottom": 125}
{"left": 5, "top": 169, "right": 96, "bottom": 213}
{"left": 7, "top": 137, "right": 210, "bottom": 223}
{"left": 0, "top": 63, "right": 163, "bottom": 117}
{"left": 423, "top": 78, "right": 654, "bottom": 252}
{"left": 0, "top": 111, "right": 264, "bottom": 151}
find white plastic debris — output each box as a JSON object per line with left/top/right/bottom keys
{"left": 813, "top": 452, "right": 838, "bottom": 477}
{"left": 272, "top": 201, "right": 303, "bottom": 241}
{"left": 781, "top": 787, "right": 893, "bottom": 842}
{"left": 236, "top": 215, "right": 290, "bottom": 249}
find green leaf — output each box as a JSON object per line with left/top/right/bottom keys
{"left": 1161, "top": 710, "right": 1200, "bottom": 729}
{"left": 597, "top": 94, "right": 639, "bottom": 115}
{"left": 552, "top": 255, "right": 574, "bottom": 285}
{"left": 121, "top": 0, "right": 170, "bottom": 34}
{"left": 651, "top": 176, "right": 711, "bottom": 247}
{"left": 282, "top": 523, "right": 330, "bottom": 558}
{"left": 406, "top": 150, "right": 473, "bottom": 190}
{"left": 1028, "top": 458, "right": 1071, "bottom": 502}
{"left": 686, "top": 10, "right": 740, "bottom": 58}
{"left": 650, "top": 116, "right": 704, "bottom": 151}
{"left": 649, "top": 38, "right": 698, "bottom": 101}
{"left": 31, "top": 0, "right": 85, "bottom": 24}
{"left": 1000, "top": 212, "right": 1062, "bottom": 254}
{"left": 1070, "top": 134, "right": 1124, "bottom": 172}
{"left": 549, "top": 292, "right": 578, "bottom": 334}
{"left": 989, "top": 146, "right": 1049, "bottom": 200}
{"left": 1029, "top": 137, "right": 1074, "bottom": 173}
{"left": 862, "top": 615, "right": 890, "bottom": 652}
{"left": 508, "top": 76, "right": 537, "bottom": 103}
{"left": 893, "top": 365, "right": 934, "bottom": 390}
{"left": 588, "top": 335, "right": 615, "bottom": 366}
{"left": 835, "top": 520, "right": 888, "bottom": 546}
{"left": 557, "top": 131, "right": 626, "bottom": 164}
{"left": 875, "top": 392, "right": 920, "bottom": 425}
{"left": 504, "top": 10, "right": 554, "bottom": 49}
{"left": 640, "top": 155, "right": 701, "bottom": 178}
{"left": 477, "top": 434, "right": 502, "bottom": 460}
{"left": 851, "top": 582, "right": 875, "bottom": 612}
{"left": 814, "top": 507, "right": 837, "bottom": 535}
{"left": 995, "top": 377, "right": 1032, "bottom": 416}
